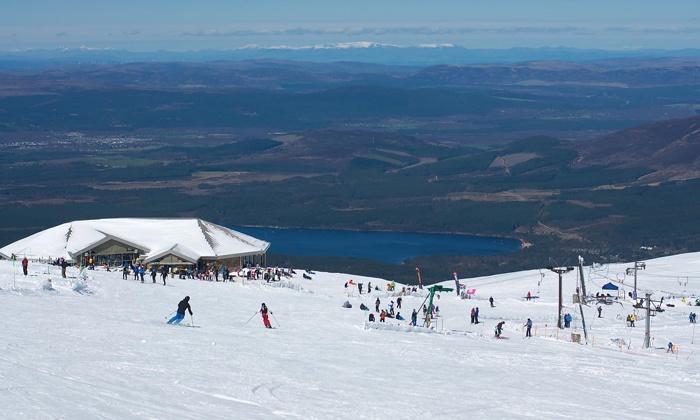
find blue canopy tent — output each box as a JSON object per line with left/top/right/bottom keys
{"left": 601, "top": 282, "right": 621, "bottom": 299}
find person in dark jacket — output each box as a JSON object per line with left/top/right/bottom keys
{"left": 260, "top": 303, "right": 273, "bottom": 328}
{"left": 525, "top": 318, "right": 533, "bottom": 338}
{"left": 495, "top": 321, "right": 505, "bottom": 337}
{"left": 167, "top": 296, "right": 193, "bottom": 324}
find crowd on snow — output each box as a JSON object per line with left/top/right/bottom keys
{"left": 338, "top": 277, "right": 675, "bottom": 343}
{"left": 119, "top": 261, "right": 298, "bottom": 286}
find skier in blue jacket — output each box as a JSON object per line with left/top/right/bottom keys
{"left": 525, "top": 318, "right": 533, "bottom": 338}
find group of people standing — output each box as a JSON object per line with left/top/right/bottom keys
{"left": 122, "top": 262, "right": 169, "bottom": 285}
{"left": 470, "top": 307, "right": 480, "bottom": 324}
{"left": 15, "top": 255, "right": 92, "bottom": 279}
{"left": 370, "top": 296, "right": 406, "bottom": 322}
{"left": 563, "top": 313, "right": 573, "bottom": 328}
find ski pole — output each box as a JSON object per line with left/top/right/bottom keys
{"left": 165, "top": 311, "right": 176, "bottom": 320}
{"left": 244, "top": 311, "right": 259, "bottom": 325}
{"left": 190, "top": 314, "right": 194, "bottom": 327}
{"left": 271, "top": 312, "right": 281, "bottom": 328}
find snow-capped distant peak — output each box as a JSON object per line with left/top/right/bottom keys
{"left": 417, "top": 43, "right": 456, "bottom": 48}
{"left": 236, "top": 42, "right": 403, "bottom": 51}
{"left": 57, "top": 46, "right": 115, "bottom": 52}
{"left": 319, "top": 42, "right": 400, "bottom": 49}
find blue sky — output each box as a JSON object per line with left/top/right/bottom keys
{"left": 2, "top": 0, "right": 699, "bottom": 51}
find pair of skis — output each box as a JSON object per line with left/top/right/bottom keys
{"left": 170, "top": 322, "right": 201, "bottom": 328}
{"left": 165, "top": 312, "right": 198, "bottom": 328}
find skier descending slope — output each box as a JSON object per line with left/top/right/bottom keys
{"left": 167, "top": 296, "right": 193, "bottom": 324}
{"left": 261, "top": 303, "right": 273, "bottom": 329}
{"left": 495, "top": 321, "right": 505, "bottom": 338}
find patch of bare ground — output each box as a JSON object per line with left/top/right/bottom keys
{"left": 92, "top": 181, "right": 183, "bottom": 190}
{"left": 512, "top": 228, "right": 535, "bottom": 247}
{"left": 533, "top": 221, "right": 584, "bottom": 241}
{"left": 564, "top": 200, "right": 611, "bottom": 208}
{"left": 5, "top": 198, "right": 96, "bottom": 205}
{"left": 593, "top": 184, "right": 629, "bottom": 190}
{"left": 488, "top": 152, "right": 539, "bottom": 169}
{"left": 437, "top": 189, "right": 557, "bottom": 202}
{"left": 271, "top": 134, "right": 304, "bottom": 144}
{"left": 565, "top": 215, "right": 625, "bottom": 233}
{"left": 517, "top": 215, "right": 623, "bottom": 242}
{"left": 90, "top": 171, "right": 325, "bottom": 192}
{"left": 374, "top": 148, "right": 412, "bottom": 157}
{"left": 388, "top": 157, "right": 438, "bottom": 173}
{"left": 638, "top": 169, "right": 700, "bottom": 183}
{"left": 331, "top": 206, "right": 377, "bottom": 211}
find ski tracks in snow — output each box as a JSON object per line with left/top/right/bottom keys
{"left": 251, "top": 381, "right": 286, "bottom": 400}
{"left": 179, "top": 383, "right": 262, "bottom": 406}
{"left": 177, "top": 382, "right": 302, "bottom": 418}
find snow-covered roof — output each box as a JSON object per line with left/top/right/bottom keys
{"left": 0, "top": 218, "right": 270, "bottom": 262}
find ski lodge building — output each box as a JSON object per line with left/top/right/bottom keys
{"left": 0, "top": 218, "right": 270, "bottom": 269}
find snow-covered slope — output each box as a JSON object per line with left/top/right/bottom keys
{"left": 2, "top": 253, "right": 699, "bottom": 419}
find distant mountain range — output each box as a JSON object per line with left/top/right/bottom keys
{"left": 3, "top": 43, "right": 700, "bottom": 68}
{"left": 4, "top": 55, "right": 700, "bottom": 95}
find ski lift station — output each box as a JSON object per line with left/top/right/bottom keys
{"left": 0, "top": 218, "right": 270, "bottom": 269}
